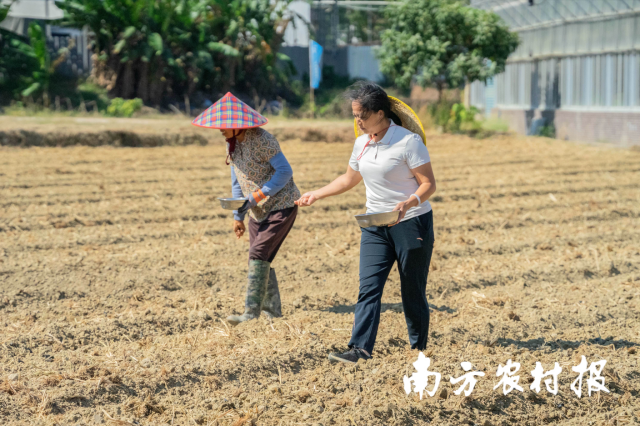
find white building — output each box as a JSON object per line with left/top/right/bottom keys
{"left": 469, "top": 0, "right": 640, "bottom": 146}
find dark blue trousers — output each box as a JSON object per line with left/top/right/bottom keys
{"left": 348, "top": 211, "right": 434, "bottom": 354}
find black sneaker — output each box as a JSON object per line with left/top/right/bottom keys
{"left": 328, "top": 348, "right": 371, "bottom": 364}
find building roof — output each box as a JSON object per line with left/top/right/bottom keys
{"left": 471, "top": 0, "right": 640, "bottom": 32}
{"left": 2, "top": 0, "right": 63, "bottom": 20}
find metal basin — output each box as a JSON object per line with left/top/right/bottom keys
{"left": 218, "top": 197, "right": 246, "bottom": 210}
{"left": 354, "top": 211, "right": 400, "bottom": 228}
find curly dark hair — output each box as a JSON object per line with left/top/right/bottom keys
{"left": 345, "top": 81, "right": 402, "bottom": 126}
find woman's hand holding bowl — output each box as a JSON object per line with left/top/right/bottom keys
{"left": 389, "top": 198, "right": 417, "bottom": 226}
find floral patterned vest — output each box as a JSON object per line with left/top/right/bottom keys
{"left": 229, "top": 128, "right": 300, "bottom": 222}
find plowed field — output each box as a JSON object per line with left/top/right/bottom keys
{"left": 1, "top": 123, "right": 639, "bottom": 426}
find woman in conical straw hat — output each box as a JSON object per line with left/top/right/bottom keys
{"left": 295, "top": 82, "right": 437, "bottom": 364}
{"left": 193, "top": 92, "right": 301, "bottom": 325}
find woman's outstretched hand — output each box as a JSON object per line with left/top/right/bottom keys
{"left": 295, "top": 192, "right": 318, "bottom": 207}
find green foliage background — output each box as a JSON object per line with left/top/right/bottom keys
{"left": 1, "top": 0, "right": 520, "bottom": 118}
{"left": 56, "top": 0, "right": 299, "bottom": 106}
{"left": 0, "top": 4, "right": 41, "bottom": 102}
{"left": 378, "top": 0, "right": 518, "bottom": 98}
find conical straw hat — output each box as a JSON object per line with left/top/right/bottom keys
{"left": 192, "top": 92, "right": 268, "bottom": 129}
{"left": 353, "top": 96, "right": 426, "bottom": 144}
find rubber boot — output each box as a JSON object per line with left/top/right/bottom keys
{"left": 261, "top": 268, "right": 282, "bottom": 319}
{"left": 227, "top": 259, "right": 270, "bottom": 326}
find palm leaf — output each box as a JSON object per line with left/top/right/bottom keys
{"left": 148, "top": 33, "right": 163, "bottom": 55}
{"left": 21, "top": 82, "right": 40, "bottom": 97}
{"left": 207, "top": 42, "right": 239, "bottom": 58}
{"left": 0, "top": 3, "right": 11, "bottom": 23}
{"left": 113, "top": 39, "right": 126, "bottom": 54}
{"left": 123, "top": 26, "right": 136, "bottom": 39}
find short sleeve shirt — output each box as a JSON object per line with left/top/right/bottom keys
{"left": 230, "top": 128, "right": 300, "bottom": 222}
{"left": 349, "top": 121, "right": 432, "bottom": 222}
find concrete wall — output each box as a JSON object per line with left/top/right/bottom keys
{"left": 323, "top": 48, "right": 349, "bottom": 78}
{"left": 492, "top": 108, "right": 530, "bottom": 136}
{"left": 491, "top": 107, "right": 640, "bottom": 147}
{"left": 347, "top": 45, "right": 384, "bottom": 83}
{"left": 279, "top": 46, "right": 348, "bottom": 81}
{"left": 279, "top": 45, "right": 383, "bottom": 83}
{"left": 279, "top": 46, "right": 310, "bottom": 80}
{"left": 555, "top": 110, "right": 640, "bottom": 145}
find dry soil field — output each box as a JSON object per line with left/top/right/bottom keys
{"left": 1, "top": 120, "right": 639, "bottom": 426}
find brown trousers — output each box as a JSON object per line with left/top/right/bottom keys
{"left": 248, "top": 206, "right": 298, "bottom": 262}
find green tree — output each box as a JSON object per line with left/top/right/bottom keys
{"left": 378, "top": 0, "right": 518, "bottom": 100}
{"left": 22, "top": 23, "right": 52, "bottom": 105}
{"left": 57, "top": 0, "right": 297, "bottom": 107}
{"left": 343, "top": 9, "right": 387, "bottom": 44}
{"left": 0, "top": 3, "right": 8, "bottom": 24}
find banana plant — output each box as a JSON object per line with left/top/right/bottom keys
{"left": 57, "top": 0, "right": 296, "bottom": 106}
{"left": 0, "top": 5, "right": 42, "bottom": 99}
{"left": 0, "top": 2, "right": 9, "bottom": 21}
{"left": 21, "top": 23, "right": 52, "bottom": 104}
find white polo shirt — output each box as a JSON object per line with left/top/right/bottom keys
{"left": 349, "top": 121, "right": 432, "bottom": 222}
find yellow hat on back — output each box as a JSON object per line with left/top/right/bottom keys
{"left": 353, "top": 96, "right": 426, "bottom": 145}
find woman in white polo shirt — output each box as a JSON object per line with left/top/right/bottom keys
{"left": 295, "top": 82, "right": 437, "bottom": 364}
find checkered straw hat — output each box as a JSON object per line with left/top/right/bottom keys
{"left": 192, "top": 92, "right": 268, "bottom": 129}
